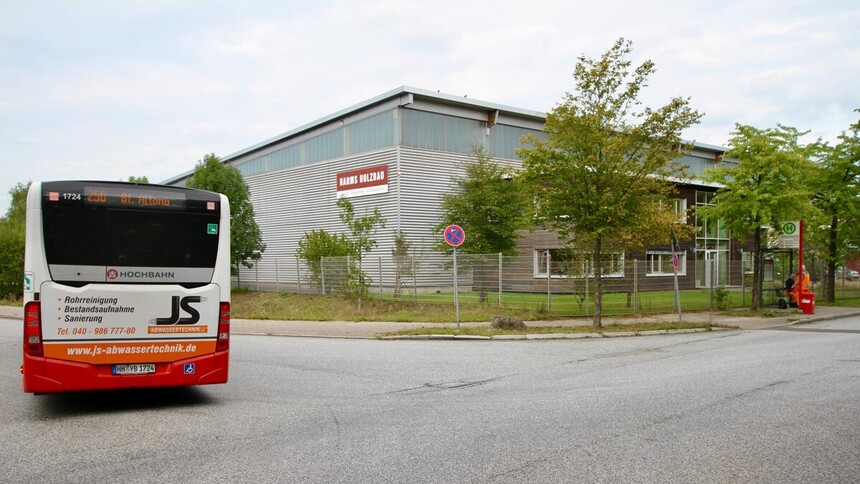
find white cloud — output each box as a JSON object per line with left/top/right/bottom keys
{"left": 1, "top": 0, "right": 858, "bottom": 212}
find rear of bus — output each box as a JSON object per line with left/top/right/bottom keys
{"left": 21, "top": 181, "right": 231, "bottom": 393}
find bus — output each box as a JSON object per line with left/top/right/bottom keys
{"left": 21, "top": 181, "right": 231, "bottom": 393}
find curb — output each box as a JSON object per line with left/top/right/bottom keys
{"left": 789, "top": 310, "right": 860, "bottom": 326}
{"left": 380, "top": 327, "right": 713, "bottom": 341}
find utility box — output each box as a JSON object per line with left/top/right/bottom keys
{"left": 799, "top": 292, "right": 815, "bottom": 315}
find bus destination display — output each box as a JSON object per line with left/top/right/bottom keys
{"left": 48, "top": 186, "right": 186, "bottom": 210}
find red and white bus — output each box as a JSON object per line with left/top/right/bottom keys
{"left": 21, "top": 181, "right": 231, "bottom": 393}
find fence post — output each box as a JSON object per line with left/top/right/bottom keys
{"left": 585, "top": 260, "right": 590, "bottom": 318}
{"left": 633, "top": 259, "right": 639, "bottom": 313}
{"left": 841, "top": 266, "right": 845, "bottom": 299}
{"left": 411, "top": 255, "right": 417, "bottom": 302}
{"left": 255, "top": 263, "right": 259, "bottom": 291}
{"left": 320, "top": 256, "right": 326, "bottom": 295}
{"left": 498, "top": 252, "right": 503, "bottom": 308}
{"left": 296, "top": 257, "right": 301, "bottom": 294}
{"left": 546, "top": 250, "right": 551, "bottom": 313}
{"left": 709, "top": 259, "right": 715, "bottom": 309}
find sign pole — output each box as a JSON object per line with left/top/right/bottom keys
{"left": 671, "top": 229, "right": 682, "bottom": 323}
{"left": 443, "top": 224, "right": 466, "bottom": 331}
{"left": 673, "top": 259, "right": 682, "bottom": 323}
{"left": 453, "top": 247, "right": 460, "bottom": 331}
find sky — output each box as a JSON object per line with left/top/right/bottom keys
{"left": 1, "top": 0, "right": 858, "bottom": 214}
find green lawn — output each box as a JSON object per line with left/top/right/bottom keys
{"left": 375, "top": 287, "right": 749, "bottom": 317}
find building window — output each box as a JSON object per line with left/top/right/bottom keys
{"left": 534, "top": 249, "right": 625, "bottom": 278}
{"left": 646, "top": 251, "right": 686, "bottom": 276}
{"left": 696, "top": 190, "right": 716, "bottom": 206}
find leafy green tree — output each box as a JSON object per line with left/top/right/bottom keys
{"left": 519, "top": 38, "right": 702, "bottom": 327}
{"left": 697, "top": 124, "right": 817, "bottom": 309}
{"left": 336, "top": 197, "right": 386, "bottom": 304}
{"left": 435, "top": 146, "right": 529, "bottom": 255}
{"left": 186, "top": 153, "right": 266, "bottom": 276}
{"left": 296, "top": 229, "right": 352, "bottom": 292}
{"left": 0, "top": 182, "right": 30, "bottom": 298}
{"left": 810, "top": 112, "right": 860, "bottom": 302}
{"left": 126, "top": 176, "right": 149, "bottom": 184}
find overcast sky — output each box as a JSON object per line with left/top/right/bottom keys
{"left": 1, "top": 0, "right": 858, "bottom": 213}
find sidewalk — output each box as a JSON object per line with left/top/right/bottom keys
{"left": 2, "top": 304, "right": 858, "bottom": 339}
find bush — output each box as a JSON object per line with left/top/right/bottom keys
{"left": 713, "top": 286, "right": 730, "bottom": 310}
{"left": 0, "top": 221, "right": 24, "bottom": 299}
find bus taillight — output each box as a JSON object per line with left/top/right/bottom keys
{"left": 217, "top": 302, "right": 230, "bottom": 351}
{"left": 24, "top": 301, "right": 43, "bottom": 357}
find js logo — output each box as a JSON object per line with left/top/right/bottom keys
{"left": 156, "top": 296, "right": 201, "bottom": 325}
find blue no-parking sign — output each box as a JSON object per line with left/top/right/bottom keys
{"left": 444, "top": 225, "right": 465, "bottom": 247}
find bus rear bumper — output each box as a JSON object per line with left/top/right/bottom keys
{"left": 22, "top": 351, "right": 229, "bottom": 394}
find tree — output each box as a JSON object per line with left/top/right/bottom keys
{"left": 186, "top": 153, "right": 266, "bottom": 276}
{"left": 519, "top": 38, "right": 702, "bottom": 327}
{"left": 126, "top": 175, "right": 149, "bottom": 184}
{"left": 0, "top": 181, "right": 30, "bottom": 298}
{"left": 809, "top": 112, "right": 860, "bottom": 302}
{"left": 435, "top": 146, "right": 529, "bottom": 255}
{"left": 697, "top": 124, "right": 817, "bottom": 309}
{"left": 336, "top": 197, "right": 386, "bottom": 306}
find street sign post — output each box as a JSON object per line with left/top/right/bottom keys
{"left": 444, "top": 225, "right": 465, "bottom": 329}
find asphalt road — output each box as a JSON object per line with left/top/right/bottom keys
{"left": 1, "top": 318, "right": 859, "bottom": 483}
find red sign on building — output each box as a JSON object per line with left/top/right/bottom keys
{"left": 336, "top": 164, "right": 389, "bottom": 199}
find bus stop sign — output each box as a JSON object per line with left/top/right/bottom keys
{"left": 444, "top": 225, "right": 465, "bottom": 247}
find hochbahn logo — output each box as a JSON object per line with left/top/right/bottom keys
{"left": 106, "top": 268, "right": 176, "bottom": 280}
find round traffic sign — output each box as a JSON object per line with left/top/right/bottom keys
{"left": 444, "top": 224, "right": 465, "bottom": 247}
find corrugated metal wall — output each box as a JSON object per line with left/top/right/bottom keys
{"left": 235, "top": 140, "right": 526, "bottom": 289}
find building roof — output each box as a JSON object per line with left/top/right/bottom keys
{"left": 162, "top": 86, "right": 726, "bottom": 185}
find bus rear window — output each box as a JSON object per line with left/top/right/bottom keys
{"left": 42, "top": 205, "right": 220, "bottom": 269}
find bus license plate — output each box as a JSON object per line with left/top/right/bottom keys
{"left": 112, "top": 364, "right": 156, "bottom": 375}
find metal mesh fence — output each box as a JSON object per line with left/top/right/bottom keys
{"left": 237, "top": 253, "right": 860, "bottom": 317}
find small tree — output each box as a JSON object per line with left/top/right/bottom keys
{"left": 336, "top": 197, "right": 386, "bottom": 306}
{"left": 186, "top": 153, "right": 266, "bottom": 277}
{"left": 697, "top": 124, "right": 817, "bottom": 309}
{"left": 126, "top": 176, "right": 149, "bottom": 184}
{"left": 519, "top": 38, "right": 702, "bottom": 327}
{"left": 391, "top": 229, "right": 413, "bottom": 298}
{"left": 436, "top": 146, "right": 528, "bottom": 255}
